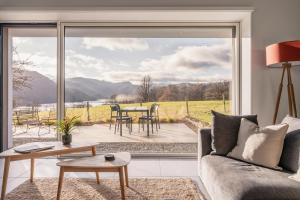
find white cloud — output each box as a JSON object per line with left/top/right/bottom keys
{"left": 82, "top": 38, "right": 149, "bottom": 51}
{"left": 89, "top": 43, "right": 232, "bottom": 84}
{"left": 101, "top": 71, "right": 145, "bottom": 84}
{"left": 15, "top": 52, "right": 56, "bottom": 79}
{"left": 148, "top": 71, "right": 230, "bottom": 84}
{"left": 132, "top": 43, "right": 232, "bottom": 83}
{"left": 13, "top": 38, "right": 32, "bottom": 47}
{"left": 12, "top": 38, "right": 232, "bottom": 84}
{"left": 101, "top": 69, "right": 230, "bottom": 85}
{"left": 140, "top": 44, "right": 231, "bottom": 72}
{"left": 65, "top": 50, "right": 108, "bottom": 79}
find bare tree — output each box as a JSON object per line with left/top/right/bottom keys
{"left": 137, "top": 75, "right": 153, "bottom": 103}
{"left": 12, "top": 47, "right": 32, "bottom": 91}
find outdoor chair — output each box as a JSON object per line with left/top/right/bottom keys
{"left": 12, "top": 108, "right": 34, "bottom": 135}
{"left": 26, "top": 107, "right": 49, "bottom": 136}
{"left": 109, "top": 104, "right": 120, "bottom": 129}
{"left": 113, "top": 104, "right": 133, "bottom": 134}
{"left": 15, "top": 107, "right": 44, "bottom": 136}
{"left": 138, "top": 103, "right": 160, "bottom": 133}
{"left": 40, "top": 108, "right": 56, "bottom": 134}
{"left": 12, "top": 110, "right": 22, "bottom": 134}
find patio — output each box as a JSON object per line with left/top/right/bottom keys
{"left": 13, "top": 123, "right": 198, "bottom": 155}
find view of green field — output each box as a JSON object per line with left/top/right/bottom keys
{"left": 63, "top": 100, "right": 231, "bottom": 126}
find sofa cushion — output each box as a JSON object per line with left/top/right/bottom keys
{"left": 200, "top": 155, "right": 300, "bottom": 200}
{"left": 280, "top": 129, "right": 300, "bottom": 172}
{"left": 211, "top": 111, "right": 258, "bottom": 155}
{"left": 280, "top": 116, "right": 300, "bottom": 172}
{"left": 282, "top": 115, "right": 300, "bottom": 133}
{"left": 228, "top": 118, "right": 288, "bottom": 169}
{"left": 198, "top": 128, "right": 212, "bottom": 158}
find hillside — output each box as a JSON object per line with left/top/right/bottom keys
{"left": 65, "top": 77, "right": 138, "bottom": 102}
{"left": 13, "top": 71, "right": 138, "bottom": 105}
{"left": 13, "top": 70, "right": 230, "bottom": 106}
{"left": 13, "top": 70, "right": 56, "bottom": 106}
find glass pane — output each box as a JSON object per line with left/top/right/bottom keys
{"left": 9, "top": 27, "right": 57, "bottom": 146}
{"left": 64, "top": 26, "right": 234, "bottom": 154}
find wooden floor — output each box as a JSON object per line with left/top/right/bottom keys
{"left": 13, "top": 123, "right": 197, "bottom": 143}
{"left": 0, "top": 157, "right": 210, "bottom": 199}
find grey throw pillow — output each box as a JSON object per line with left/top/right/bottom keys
{"left": 279, "top": 129, "right": 300, "bottom": 172}
{"left": 279, "top": 116, "right": 300, "bottom": 172}
{"left": 211, "top": 111, "right": 258, "bottom": 155}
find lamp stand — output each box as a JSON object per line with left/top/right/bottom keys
{"left": 273, "top": 62, "right": 298, "bottom": 124}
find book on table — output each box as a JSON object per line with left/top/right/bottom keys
{"left": 14, "top": 143, "right": 54, "bottom": 154}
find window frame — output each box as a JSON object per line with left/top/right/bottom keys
{"left": 58, "top": 22, "right": 241, "bottom": 121}
{"left": 1, "top": 22, "right": 241, "bottom": 150}
{"left": 2, "top": 24, "right": 58, "bottom": 148}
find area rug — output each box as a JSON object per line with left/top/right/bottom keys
{"left": 6, "top": 178, "right": 205, "bottom": 200}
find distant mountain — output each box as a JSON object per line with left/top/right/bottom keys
{"left": 65, "top": 77, "right": 138, "bottom": 102}
{"left": 13, "top": 70, "right": 229, "bottom": 106}
{"left": 14, "top": 71, "right": 138, "bottom": 105}
{"left": 14, "top": 70, "right": 56, "bottom": 106}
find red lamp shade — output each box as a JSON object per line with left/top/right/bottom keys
{"left": 266, "top": 40, "right": 300, "bottom": 66}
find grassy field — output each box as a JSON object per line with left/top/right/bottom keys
{"left": 64, "top": 100, "right": 231, "bottom": 125}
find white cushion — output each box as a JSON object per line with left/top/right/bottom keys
{"left": 281, "top": 115, "right": 300, "bottom": 133}
{"left": 228, "top": 118, "right": 289, "bottom": 169}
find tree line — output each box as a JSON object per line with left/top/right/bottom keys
{"left": 137, "top": 75, "right": 230, "bottom": 102}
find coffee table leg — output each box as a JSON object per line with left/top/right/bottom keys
{"left": 30, "top": 158, "right": 34, "bottom": 182}
{"left": 124, "top": 166, "right": 129, "bottom": 187}
{"left": 1, "top": 157, "right": 10, "bottom": 200}
{"left": 57, "top": 167, "right": 64, "bottom": 200}
{"left": 119, "top": 167, "right": 125, "bottom": 200}
{"left": 91, "top": 147, "right": 100, "bottom": 184}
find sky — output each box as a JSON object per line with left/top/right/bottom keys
{"left": 13, "top": 36, "right": 233, "bottom": 85}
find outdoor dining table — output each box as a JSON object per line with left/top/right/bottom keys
{"left": 119, "top": 106, "right": 150, "bottom": 137}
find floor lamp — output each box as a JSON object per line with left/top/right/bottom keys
{"left": 266, "top": 40, "right": 300, "bottom": 124}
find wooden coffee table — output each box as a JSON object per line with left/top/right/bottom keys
{"left": 56, "top": 152, "right": 131, "bottom": 200}
{"left": 0, "top": 142, "right": 98, "bottom": 200}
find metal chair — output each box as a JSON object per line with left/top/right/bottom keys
{"left": 18, "top": 107, "right": 44, "bottom": 136}
{"left": 113, "top": 105, "right": 133, "bottom": 135}
{"left": 12, "top": 110, "right": 22, "bottom": 135}
{"left": 40, "top": 108, "right": 56, "bottom": 134}
{"left": 138, "top": 103, "right": 160, "bottom": 133}
{"left": 109, "top": 104, "right": 120, "bottom": 129}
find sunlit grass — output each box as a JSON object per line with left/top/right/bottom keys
{"left": 61, "top": 100, "right": 231, "bottom": 125}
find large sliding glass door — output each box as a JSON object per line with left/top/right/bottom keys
{"left": 4, "top": 26, "right": 58, "bottom": 147}
{"left": 61, "top": 24, "right": 238, "bottom": 154}
{"left": 1, "top": 23, "right": 239, "bottom": 155}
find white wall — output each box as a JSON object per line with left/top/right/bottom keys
{"left": 1, "top": 0, "right": 300, "bottom": 126}
{"left": 246, "top": 0, "right": 300, "bottom": 125}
